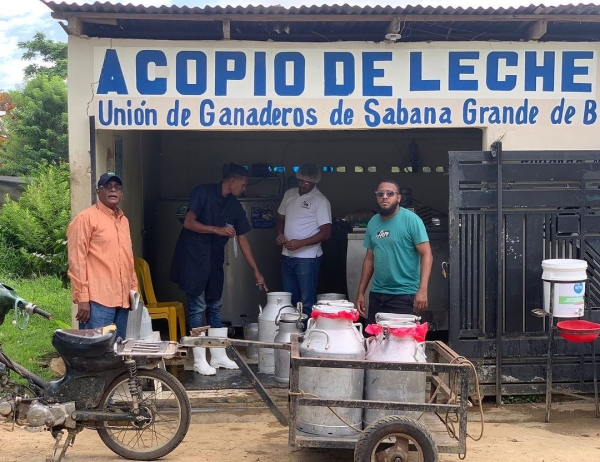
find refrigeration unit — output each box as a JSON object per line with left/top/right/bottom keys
{"left": 221, "top": 197, "right": 282, "bottom": 324}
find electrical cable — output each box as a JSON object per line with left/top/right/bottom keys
{"left": 432, "top": 356, "right": 485, "bottom": 460}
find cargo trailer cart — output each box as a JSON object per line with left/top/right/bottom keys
{"left": 179, "top": 333, "right": 479, "bottom": 462}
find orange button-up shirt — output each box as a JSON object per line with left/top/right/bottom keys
{"left": 67, "top": 201, "right": 137, "bottom": 308}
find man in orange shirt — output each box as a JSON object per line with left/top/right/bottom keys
{"left": 67, "top": 172, "right": 137, "bottom": 339}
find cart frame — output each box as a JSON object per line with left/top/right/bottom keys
{"left": 180, "top": 333, "right": 472, "bottom": 457}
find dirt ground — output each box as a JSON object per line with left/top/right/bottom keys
{"left": 1, "top": 399, "right": 599, "bottom": 462}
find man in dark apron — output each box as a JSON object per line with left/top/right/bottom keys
{"left": 170, "top": 163, "right": 268, "bottom": 375}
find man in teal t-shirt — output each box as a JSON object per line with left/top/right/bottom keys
{"left": 356, "top": 180, "right": 433, "bottom": 324}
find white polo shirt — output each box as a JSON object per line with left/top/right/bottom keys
{"left": 278, "top": 186, "right": 332, "bottom": 258}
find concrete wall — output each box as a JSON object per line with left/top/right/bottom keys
{"left": 0, "top": 177, "right": 25, "bottom": 206}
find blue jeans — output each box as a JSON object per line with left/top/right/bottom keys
{"left": 186, "top": 292, "right": 222, "bottom": 329}
{"left": 79, "top": 301, "right": 129, "bottom": 340}
{"left": 281, "top": 255, "right": 322, "bottom": 318}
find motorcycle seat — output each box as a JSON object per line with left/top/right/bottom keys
{"left": 52, "top": 328, "right": 117, "bottom": 358}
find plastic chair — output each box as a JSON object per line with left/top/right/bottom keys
{"left": 134, "top": 257, "right": 186, "bottom": 342}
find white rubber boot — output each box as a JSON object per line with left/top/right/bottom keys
{"left": 208, "top": 327, "right": 239, "bottom": 370}
{"left": 193, "top": 332, "right": 216, "bottom": 376}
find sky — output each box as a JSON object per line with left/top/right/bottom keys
{"left": 1, "top": 0, "right": 598, "bottom": 91}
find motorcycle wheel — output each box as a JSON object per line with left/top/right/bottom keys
{"left": 96, "top": 367, "right": 191, "bottom": 460}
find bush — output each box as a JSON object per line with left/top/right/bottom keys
{"left": 0, "top": 235, "right": 32, "bottom": 278}
{"left": 0, "top": 163, "right": 70, "bottom": 282}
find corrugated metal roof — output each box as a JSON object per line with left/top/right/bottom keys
{"left": 41, "top": 2, "right": 600, "bottom": 42}
{"left": 41, "top": 2, "right": 600, "bottom": 17}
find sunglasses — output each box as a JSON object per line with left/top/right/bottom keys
{"left": 100, "top": 184, "right": 124, "bottom": 191}
{"left": 375, "top": 190, "right": 398, "bottom": 198}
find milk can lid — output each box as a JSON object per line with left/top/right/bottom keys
{"left": 375, "top": 312, "right": 421, "bottom": 324}
{"left": 280, "top": 312, "right": 306, "bottom": 322}
{"left": 313, "top": 300, "right": 356, "bottom": 314}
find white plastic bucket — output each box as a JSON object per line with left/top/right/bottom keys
{"left": 542, "top": 259, "right": 587, "bottom": 318}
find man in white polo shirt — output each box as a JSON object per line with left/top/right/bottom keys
{"left": 276, "top": 163, "right": 332, "bottom": 317}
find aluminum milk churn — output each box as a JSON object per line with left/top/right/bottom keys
{"left": 243, "top": 322, "right": 259, "bottom": 359}
{"left": 363, "top": 313, "right": 428, "bottom": 426}
{"left": 274, "top": 311, "right": 307, "bottom": 383}
{"left": 297, "top": 300, "right": 365, "bottom": 436}
{"left": 316, "top": 293, "right": 346, "bottom": 302}
{"left": 258, "top": 292, "right": 295, "bottom": 374}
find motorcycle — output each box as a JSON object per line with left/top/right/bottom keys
{"left": 0, "top": 282, "right": 191, "bottom": 461}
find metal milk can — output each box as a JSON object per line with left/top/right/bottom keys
{"left": 258, "top": 292, "right": 296, "bottom": 374}
{"left": 242, "top": 322, "right": 259, "bottom": 359}
{"left": 274, "top": 311, "right": 307, "bottom": 383}
{"left": 316, "top": 293, "right": 346, "bottom": 302}
{"left": 363, "top": 314, "right": 428, "bottom": 426}
{"left": 297, "top": 300, "right": 365, "bottom": 437}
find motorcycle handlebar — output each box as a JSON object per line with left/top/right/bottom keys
{"left": 24, "top": 303, "right": 52, "bottom": 320}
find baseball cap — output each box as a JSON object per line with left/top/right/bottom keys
{"left": 97, "top": 172, "right": 123, "bottom": 188}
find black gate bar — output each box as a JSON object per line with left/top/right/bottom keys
{"left": 491, "top": 141, "right": 504, "bottom": 406}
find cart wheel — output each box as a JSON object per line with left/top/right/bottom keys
{"left": 354, "top": 416, "right": 438, "bottom": 462}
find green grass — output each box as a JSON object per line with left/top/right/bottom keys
{"left": 0, "top": 276, "right": 72, "bottom": 379}
{"left": 502, "top": 394, "right": 546, "bottom": 404}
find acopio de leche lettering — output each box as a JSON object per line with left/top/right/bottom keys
{"left": 96, "top": 49, "right": 595, "bottom": 97}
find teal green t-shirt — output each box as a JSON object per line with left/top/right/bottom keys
{"left": 364, "top": 208, "right": 429, "bottom": 295}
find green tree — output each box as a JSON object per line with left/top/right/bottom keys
{"left": 0, "top": 92, "right": 14, "bottom": 145}
{"left": 19, "top": 32, "right": 67, "bottom": 81}
{"left": 0, "top": 75, "right": 68, "bottom": 175}
{"left": 0, "top": 163, "right": 71, "bottom": 282}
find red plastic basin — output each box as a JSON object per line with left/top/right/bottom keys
{"left": 557, "top": 320, "right": 600, "bottom": 343}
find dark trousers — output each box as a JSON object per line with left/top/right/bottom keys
{"left": 367, "top": 292, "right": 416, "bottom": 325}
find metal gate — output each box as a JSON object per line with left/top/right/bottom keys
{"left": 448, "top": 149, "right": 600, "bottom": 397}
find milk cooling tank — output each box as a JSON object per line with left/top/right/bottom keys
{"left": 221, "top": 198, "right": 282, "bottom": 325}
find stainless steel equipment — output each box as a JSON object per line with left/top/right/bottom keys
{"left": 317, "top": 293, "right": 346, "bottom": 301}
{"left": 258, "top": 292, "right": 296, "bottom": 374}
{"left": 298, "top": 301, "right": 365, "bottom": 436}
{"left": 242, "top": 322, "right": 259, "bottom": 359}
{"left": 274, "top": 312, "right": 306, "bottom": 383}
{"left": 346, "top": 231, "right": 370, "bottom": 310}
{"left": 223, "top": 197, "right": 283, "bottom": 325}
{"left": 364, "top": 316, "right": 427, "bottom": 425}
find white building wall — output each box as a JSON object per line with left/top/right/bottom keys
{"left": 68, "top": 36, "right": 600, "bottom": 252}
